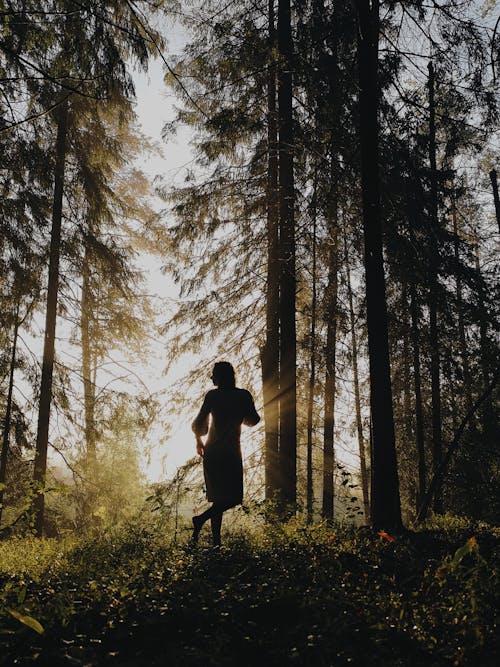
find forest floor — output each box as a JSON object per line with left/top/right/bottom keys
{"left": 0, "top": 516, "right": 498, "bottom": 666}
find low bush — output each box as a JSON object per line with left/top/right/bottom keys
{"left": 0, "top": 515, "right": 498, "bottom": 665}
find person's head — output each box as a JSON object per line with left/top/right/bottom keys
{"left": 211, "top": 361, "right": 236, "bottom": 389}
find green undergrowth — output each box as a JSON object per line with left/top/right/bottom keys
{"left": 0, "top": 517, "right": 498, "bottom": 666}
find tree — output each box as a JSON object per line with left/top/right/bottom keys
{"left": 354, "top": 0, "right": 402, "bottom": 531}
{"left": 277, "top": 0, "right": 297, "bottom": 509}
{"left": 9, "top": 0, "right": 160, "bottom": 535}
{"left": 261, "top": 0, "right": 280, "bottom": 501}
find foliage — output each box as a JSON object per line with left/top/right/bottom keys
{"left": 0, "top": 517, "right": 498, "bottom": 665}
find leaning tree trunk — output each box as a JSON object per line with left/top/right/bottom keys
{"left": 277, "top": 0, "right": 296, "bottom": 509}
{"left": 344, "top": 228, "right": 370, "bottom": 523}
{"left": 262, "top": 0, "right": 281, "bottom": 501}
{"left": 355, "top": 0, "right": 402, "bottom": 531}
{"left": 0, "top": 302, "right": 20, "bottom": 526}
{"left": 427, "top": 62, "right": 443, "bottom": 514}
{"left": 33, "top": 99, "right": 69, "bottom": 537}
{"left": 417, "top": 367, "right": 500, "bottom": 523}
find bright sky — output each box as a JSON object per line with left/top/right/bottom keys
{"left": 131, "top": 46, "right": 201, "bottom": 481}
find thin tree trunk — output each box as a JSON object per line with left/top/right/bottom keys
{"left": 402, "top": 283, "right": 412, "bottom": 441}
{"left": 277, "top": 0, "right": 296, "bottom": 509}
{"left": 0, "top": 302, "right": 20, "bottom": 526}
{"left": 401, "top": 282, "right": 414, "bottom": 509}
{"left": 262, "top": 0, "right": 280, "bottom": 502}
{"left": 355, "top": 0, "right": 401, "bottom": 531}
{"left": 451, "top": 198, "right": 472, "bottom": 406}
{"left": 306, "top": 174, "right": 317, "bottom": 523}
{"left": 473, "top": 231, "right": 494, "bottom": 437}
{"left": 406, "top": 174, "right": 426, "bottom": 510}
{"left": 409, "top": 269, "right": 426, "bottom": 510}
{"left": 344, "top": 229, "right": 370, "bottom": 523}
{"left": 427, "top": 61, "right": 443, "bottom": 514}
{"left": 489, "top": 168, "right": 500, "bottom": 234}
{"left": 321, "top": 0, "right": 341, "bottom": 523}
{"left": 322, "top": 213, "right": 338, "bottom": 521}
{"left": 33, "top": 99, "right": 69, "bottom": 536}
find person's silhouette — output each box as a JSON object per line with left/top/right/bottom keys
{"left": 191, "top": 362, "right": 260, "bottom": 546}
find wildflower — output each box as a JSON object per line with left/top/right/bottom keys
{"left": 378, "top": 530, "right": 395, "bottom": 542}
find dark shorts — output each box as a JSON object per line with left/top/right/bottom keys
{"left": 203, "top": 445, "right": 243, "bottom": 505}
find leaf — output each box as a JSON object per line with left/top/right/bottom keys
{"left": 452, "top": 537, "right": 478, "bottom": 567}
{"left": 6, "top": 608, "right": 44, "bottom": 634}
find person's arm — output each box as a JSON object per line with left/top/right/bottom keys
{"left": 192, "top": 392, "right": 211, "bottom": 455}
{"left": 243, "top": 390, "right": 260, "bottom": 427}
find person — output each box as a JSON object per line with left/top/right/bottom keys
{"left": 191, "top": 361, "right": 260, "bottom": 546}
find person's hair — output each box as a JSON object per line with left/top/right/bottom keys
{"left": 212, "top": 361, "right": 236, "bottom": 389}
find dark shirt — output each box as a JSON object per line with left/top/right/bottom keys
{"left": 192, "top": 387, "right": 260, "bottom": 449}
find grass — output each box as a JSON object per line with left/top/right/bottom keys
{"left": 0, "top": 515, "right": 498, "bottom": 666}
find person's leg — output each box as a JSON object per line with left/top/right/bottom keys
{"left": 210, "top": 512, "right": 223, "bottom": 546}
{"left": 192, "top": 501, "right": 236, "bottom": 543}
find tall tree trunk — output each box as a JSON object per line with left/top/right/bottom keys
{"left": 321, "top": 0, "right": 341, "bottom": 522}
{"left": 344, "top": 229, "right": 370, "bottom": 523}
{"left": 262, "top": 0, "right": 280, "bottom": 502}
{"left": 0, "top": 302, "right": 20, "bottom": 526}
{"left": 355, "top": 0, "right": 402, "bottom": 531}
{"left": 33, "top": 99, "right": 69, "bottom": 536}
{"left": 489, "top": 168, "right": 500, "bottom": 234}
{"left": 322, "top": 212, "right": 338, "bottom": 521}
{"left": 306, "top": 174, "right": 317, "bottom": 523}
{"left": 277, "top": 0, "right": 296, "bottom": 509}
{"left": 427, "top": 62, "right": 443, "bottom": 514}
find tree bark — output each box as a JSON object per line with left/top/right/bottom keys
{"left": 355, "top": 0, "right": 402, "bottom": 531}
{"left": 277, "top": 0, "right": 296, "bottom": 509}
{"left": 0, "top": 303, "right": 20, "bottom": 526}
{"left": 261, "top": 0, "right": 280, "bottom": 501}
{"left": 344, "top": 228, "right": 370, "bottom": 523}
{"left": 33, "top": 99, "right": 69, "bottom": 536}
